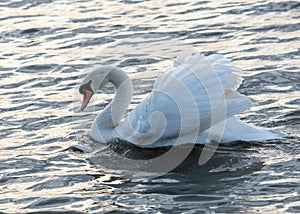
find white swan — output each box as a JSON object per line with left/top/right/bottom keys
{"left": 79, "top": 53, "right": 281, "bottom": 148}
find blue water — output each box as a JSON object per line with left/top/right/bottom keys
{"left": 0, "top": 0, "right": 299, "bottom": 213}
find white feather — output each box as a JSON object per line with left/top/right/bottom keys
{"left": 87, "top": 53, "right": 282, "bottom": 148}
{"left": 117, "top": 53, "right": 259, "bottom": 147}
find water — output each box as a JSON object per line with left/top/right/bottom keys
{"left": 0, "top": 0, "right": 299, "bottom": 213}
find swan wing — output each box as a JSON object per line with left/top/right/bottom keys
{"left": 117, "top": 53, "right": 251, "bottom": 147}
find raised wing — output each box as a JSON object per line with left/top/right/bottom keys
{"left": 117, "top": 53, "right": 251, "bottom": 147}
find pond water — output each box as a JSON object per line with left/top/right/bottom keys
{"left": 0, "top": 0, "right": 299, "bottom": 213}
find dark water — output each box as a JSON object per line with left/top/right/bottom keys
{"left": 0, "top": 0, "right": 299, "bottom": 213}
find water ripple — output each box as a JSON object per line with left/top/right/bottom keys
{"left": 0, "top": 0, "right": 299, "bottom": 213}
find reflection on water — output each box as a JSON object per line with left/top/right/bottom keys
{"left": 0, "top": 0, "right": 299, "bottom": 213}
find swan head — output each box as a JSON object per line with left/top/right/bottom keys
{"left": 79, "top": 66, "right": 113, "bottom": 110}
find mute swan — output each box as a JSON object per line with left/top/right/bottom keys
{"left": 79, "top": 53, "right": 281, "bottom": 148}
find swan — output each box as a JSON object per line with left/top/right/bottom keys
{"left": 79, "top": 53, "right": 281, "bottom": 148}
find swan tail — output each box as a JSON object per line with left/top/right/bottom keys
{"left": 218, "top": 117, "right": 283, "bottom": 143}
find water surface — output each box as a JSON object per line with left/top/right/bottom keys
{"left": 0, "top": 0, "right": 299, "bottom": 213}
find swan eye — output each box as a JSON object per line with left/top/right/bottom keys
{"left": 79, "top": 80, "right": 93, "bottom": 95}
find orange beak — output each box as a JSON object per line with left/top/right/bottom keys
{"left": 81, "top": 89, "right": 93, "bottom": 111}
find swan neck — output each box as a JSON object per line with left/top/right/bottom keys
{"left": 108, "top": 67, "right": 128, "bottom": 89}
{"left": 99, "top": 67, "right": 133, "bottom": 130}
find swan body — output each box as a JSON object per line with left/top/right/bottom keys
{"left": 79, "top": 53, "right": 281, "bottom": 148}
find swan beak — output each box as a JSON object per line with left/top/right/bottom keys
{"left": 81, "top": 89, "right": 93, "bottom": 111}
